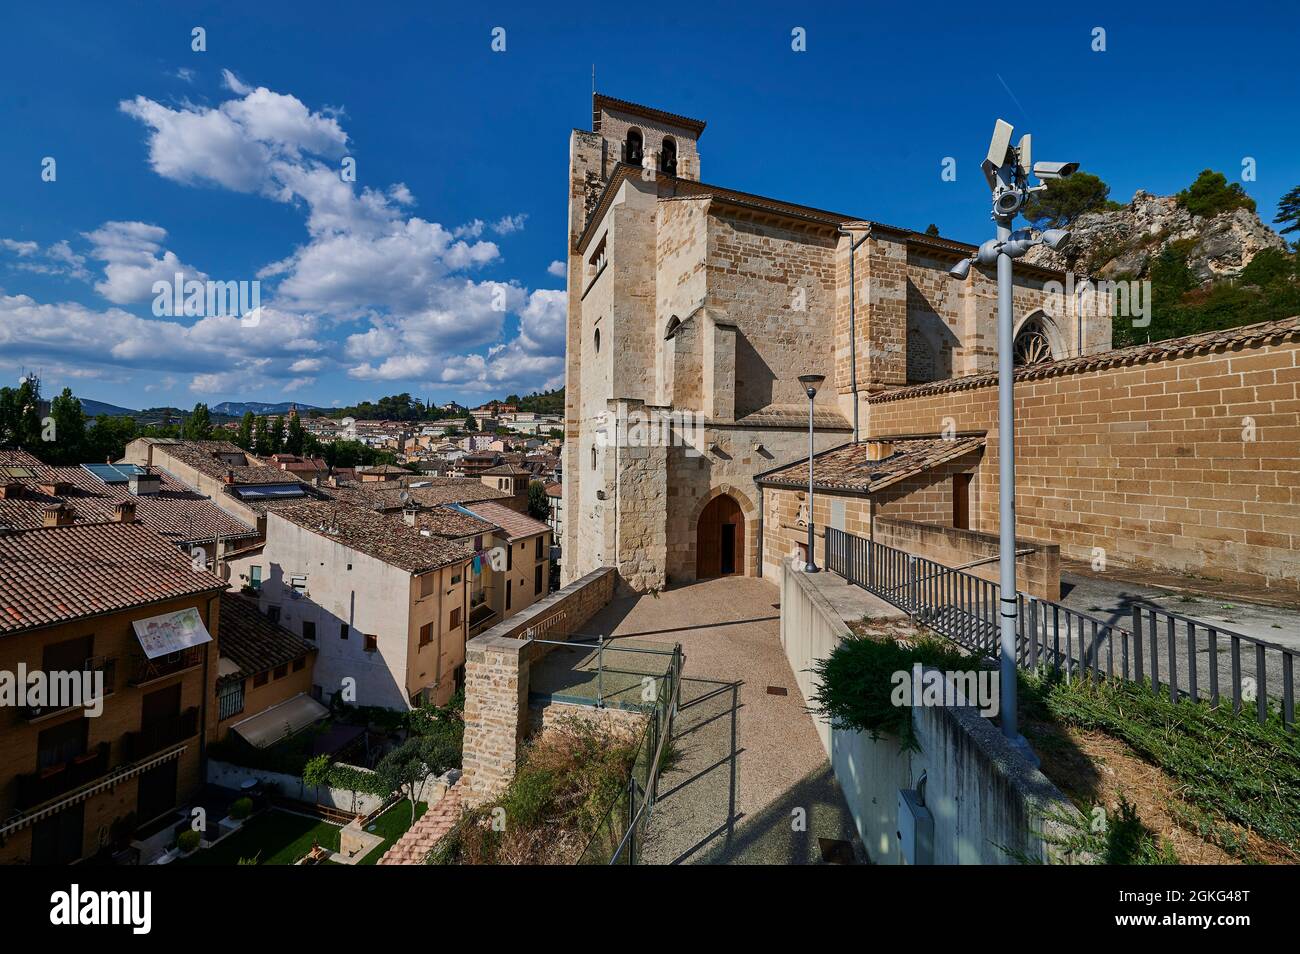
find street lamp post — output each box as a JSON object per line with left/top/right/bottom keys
{"left": 949, "top": 121, "right": 1076, "bottom": 757}
{"left": 798, "top": 373, "right": 825, "bottom": 572}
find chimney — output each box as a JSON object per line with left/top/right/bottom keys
{"left": 113, "top": 500, "right": 136, "bottom": 523}
{"left": 223, "top": 469, "right": 236, "bottom": 484}
{"left": 38, "top": 480, "right": 69, "bottom": 496}
{"left": 128, "top": 473, "right": 162, "bottom": 496}
{"left": 864, "top": 441, "right": 895, "bottom": 462}
{"left": 0, "top": 482, "right": 19, "bottom": 500}
{"left": 42, "top": 504, "right": 74, "bottom": 527}
{"left": 403, "top": 507, "right": 418, "bottom": 527}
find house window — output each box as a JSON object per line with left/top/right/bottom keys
{"left": 253, "top": 671, "right": 269, "bottom": 688}
{"left": 535, "top": 536, "right": 543, "bottom": 559}
{"left": 266, "top": 606, "right": 281, "bottom": 623}
{"left": 290, "top": 576, "right": 307, "bottom": 593}
{"left": 419, "top": 574, "right": 434, "bottom": 598}
{"left": 249, "top": 565, "right": 262, "bottom": 591}
{"left": 535, "top": 563, "right": 543, "bottom": 596}
{"left": 507, "top": 544, "right": 512, "bottom": 571}
{"left": 292, "top": 657, "right": 306, "bottom": 672}
{"left": 419, "top": 622, "right": 433, "bottom": 647}
{"left": 591, "top": 446, "right": 596, "bottom": 471}
{"left": 451, "top": 572, "right": 461, "bottom": 585}
{"left": 473, "top": 535, "right": 483, "bottom": 551}
{"left": 506, "top": 580, "right": 512, "bottom": 610}
{"left": 450, "top": 607, "right": 462, "bottom": 628}
{"left": 339, "top": 623, "right": 349, "bottom": 640}
{"left": 273, "top": 664, "right": 288, "bottom": 680}
{"left": 364, "top": 635, "right": 378, "bottom": 653}
{"left": 302, "top": 620, "right": 316, "bottom": 641}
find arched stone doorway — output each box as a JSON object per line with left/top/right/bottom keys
{"left": 697, "top": 494, "right": 745, "bottom": 578}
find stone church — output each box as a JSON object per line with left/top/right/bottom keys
{"left": 560, "top": 93, "right": 1112, "bottom": 593}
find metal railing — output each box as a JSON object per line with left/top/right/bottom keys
{"left": 825, "top": 526, "right": 1297, "bottom": 729}
{"left": 573, "top": 642, "right": 684, "bottom": 864}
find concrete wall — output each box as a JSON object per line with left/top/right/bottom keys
{"left": 872, "top": 516, "right": 1060, "bottom": 601}
{"left": 206, "top": 759, "right": 385, "bottom": 816}
{"left": 226, "top": 515, "right": 470, "bottom": 710}
{"left": 780, "top": 560, "right": 1079, "bottom": 864}
{"left": 866, "top": 330, "right": 1300, "bottom": 593}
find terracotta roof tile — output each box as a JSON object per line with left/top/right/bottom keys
{"left": 463, "top": 500, "right": 549, "bottom": 541}
{"left": 757, "top": 437, "right": 985, "bottom": 494}
{"left": 0, "top": 521, "right": 227, "bottom": 635}
{"left": 377, "top": 780, "right": 464, "bottom": 865}
{"left": 217, "top": 593, "right": 315, "bottom": 684}
{"left": 272, "top": 501, "right": 471, "bottom": 574}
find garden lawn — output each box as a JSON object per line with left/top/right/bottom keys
{"left": 356, "top": 799, "right": 427, "bottom": 865}
{"left": 178, "top": 810, "right": 341, "bottom": 866}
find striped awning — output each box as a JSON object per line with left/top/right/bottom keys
{"left": 0, "top": 745, "right": 188, "bottom": 839}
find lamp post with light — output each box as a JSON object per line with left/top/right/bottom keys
{"left": 798, "top": 373, "right": 826, "bottom": 572}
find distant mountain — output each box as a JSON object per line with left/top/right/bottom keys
{"left": 76, "top": 397, "right": 139, "bottom": 418}
{"left": 211, "top": 401, "right": 323, "bottom": 416}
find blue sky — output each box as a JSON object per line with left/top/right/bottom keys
{"left": 1, "top": 1, "right": 1297, "bottom": 411}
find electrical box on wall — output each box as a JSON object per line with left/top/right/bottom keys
{"left": 896, "top": 788, "right": 934, "bottom": 865}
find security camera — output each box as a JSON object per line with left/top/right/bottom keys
{"left": 949, "top": 257, "right": 973, "bottom": 280}
{"left": 1040, "top": 228, "right": 1072, "bottom": 251}
{"left": 1032, "top": 161, "right": 1079, "bottom": 180}
{"left": 994, "top": 189, "right": 1024, "bottom": 216}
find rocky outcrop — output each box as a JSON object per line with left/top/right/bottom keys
{"left": 1022, "top": 190, "right": 1288, "bottom": 282}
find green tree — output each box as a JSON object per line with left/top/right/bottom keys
{"left": 1176, "top": 169, "right": 1256, "bottom": 219}
{"left": 1274, "top": 185, "right": 1300, "bottom": 236}
{"left": 252, "top": 416, "right": 272, "bottom": 456}
{"left": 464, "top": 413, "right": 477, "bottom": 432}
{"left": 527, "top": 480, "right": 551, "bottom": 521}
{"left": 0, "top": 376, "right": 45, "bottom": 449}
{"left": 183, "top": 402, "right": 213, "bottom": 441}
{"left": 1023, "top": 171, "right": 1123, "bottom": 228}
{"left": 85, "top": 415, "right": 139, "bottom": 463}
{"left": 268, "top": 415, "right": 285, "bottom": 454}
{"left": 285, "top": 413, "right": 306, "bottom": 455}
{"left": 924, "top": 223, "right": 940, "bottom": 236}
{"left": 376, "top": 735, "right": 459, "bottom": 827}
{"left": 46, "top": 388, "right": 87, "bottom": 464}
{"left": 235, "top": 411, "right": 255, "bottom": 449}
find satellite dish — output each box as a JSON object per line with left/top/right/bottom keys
{"left": 399, "top": 490, "right": 413, "bottom": 505}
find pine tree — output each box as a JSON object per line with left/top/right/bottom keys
{"left": 1275, "top": 185, "right": 1300, "bottom": 236}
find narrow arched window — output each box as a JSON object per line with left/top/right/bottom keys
{"left": 626, "top": 128, "right": 643, "bottom": 165}
{"left": 661, "top": 136, "right": 678, "bottom": 176}
{"left": 591, "top": 446, "right": 597, "bottom": 470}
{"left": 594, "top": 328, "right": 601, "bottom": 352}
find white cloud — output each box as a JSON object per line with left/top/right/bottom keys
{"left": 83, "top": 221, "right": 208, "bottom": 305}
{"left": 491, "top": 213, "right": 528, "bottom": 235}
{"left": 1, "top": 238, "right": 91, "bottom": 282}
{"left": 547, "top": 260, "right": 567, "bottom": 277}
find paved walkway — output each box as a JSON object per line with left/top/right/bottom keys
{"left": 580, "top": 576, "right": 859, "bottom": 864}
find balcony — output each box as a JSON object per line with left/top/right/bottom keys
{"left": 120, "top": 707, "right": 200, "bottom": 762}
{"left": 15, "top": 742, "right": 111, "bottom": 811}
{"left": 128, "top": 645, "right": 206, "bottom": 687}
{"left": 18, "top": 656, "right": 117, "bottom": 722}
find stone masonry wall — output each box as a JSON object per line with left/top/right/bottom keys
{"left": 460, "top": 568, "right": 616, "bottom": 803}
{"left": 865, "top": 334, "right": 1300, "bottom": 593}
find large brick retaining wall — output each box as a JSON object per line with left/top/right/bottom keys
{"left": 864, "top": 319, "right": 1300, "bottom": 593}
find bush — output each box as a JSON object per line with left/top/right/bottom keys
{"left": 434, "top": 717, "right": 638, "bottom": 865}
{"left": 229, "top": 797, "right": 253, "bottom": 820}
{"left": 807, "top": 627, "right": 976, "bottom": 751}
{"left": 177, "top": 829, "right": 201, "bottom": 853}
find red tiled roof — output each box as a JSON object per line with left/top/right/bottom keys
{"left": 272, "top": 502, "right": 471, "bottom": 574}
{"left": 404, "top": 506, "right": 499, "bottom": 541}
{"left": 0, "top": 521, "right": 227, "bottom": 635}
{"left": 756, "top": 437, "right": 985, "bottom": 494}
{"left": 378, "top": 780, "right": 464, "bottom": 864}
{"left": 217, "top": 593, "right": 315, "bottom": 685}
{"left": 0, "top": 456, "right": 258, "bottom": 543}
{"left": 463, "top": 500, "right": 549, "bottom": 541}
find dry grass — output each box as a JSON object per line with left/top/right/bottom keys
{"left": 437, "top": 715, "right": 640, "bottom": 865}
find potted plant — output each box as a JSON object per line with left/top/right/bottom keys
{"left": 176, "top": 829, "right": 201, "bottom": 855}
{"left": 229, "top": 797, "right": 253, "bottom": 821}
